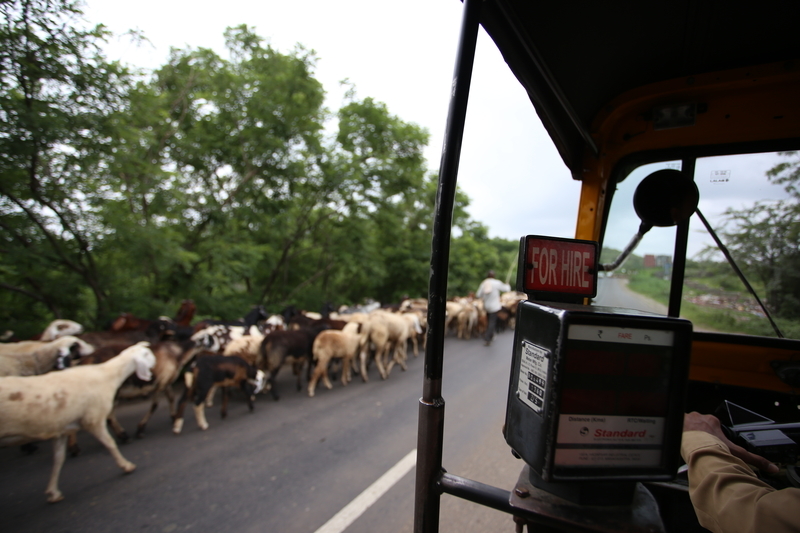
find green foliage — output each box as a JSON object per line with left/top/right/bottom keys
{"left": 449, "top": 231, "right": 518, "bottom": 297}
{"left": 684, "top": 260, "right": 743, "bottom": 292}
{"left": 627, "top": 265, "right": 800, "bottom": 338}
{"left": 599, "top": 247, "right": 644, "bottom": 273}
{"left": 708, "top": 151, "right": 800, "bottom": 319}
{"left": 627, "top": 269, "right": 671, "bottom": 302}
{"left": 0, "top": 5, "right": 517, "bottom": 336}
{"left": 609, "top": 150, "right": 800, "bottom": 334}
{"left": 0, "top": 0, "right": 135, "bottom": 335}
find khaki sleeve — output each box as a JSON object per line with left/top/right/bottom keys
{"left": 680, "top": 431, "right": 800, "bottom": 533}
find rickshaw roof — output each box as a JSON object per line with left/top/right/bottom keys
{"left": 477, "top": 1, "right": 800, "bottom": 178}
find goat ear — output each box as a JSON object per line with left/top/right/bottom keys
{"left": 134, "top": 349, "right": 155, "bottom": 381}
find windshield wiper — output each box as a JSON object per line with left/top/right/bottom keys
{"left": 695, "top": 208, "right": 784, "bottom": 338}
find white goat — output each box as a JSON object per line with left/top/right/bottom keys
{"left": 0, "top": 342, "right": 156, "bottom": 503}
{"left": 0, "top": 336, "right": 95, "bottom": 377}
{"left": 222, "top": 334, "right": 265, "bottom": 367}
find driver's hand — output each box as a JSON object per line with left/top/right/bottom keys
{"left": 684, "top": 411, "right": 779, "bottom": 474}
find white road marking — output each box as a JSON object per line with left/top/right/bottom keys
{"left": 313, "top": 449, "right": 417, "bottom": 533}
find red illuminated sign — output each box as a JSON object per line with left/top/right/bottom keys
{"left": 521, "top": 236, "right": 597, "bottom": 297}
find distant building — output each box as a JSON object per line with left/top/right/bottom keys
{"left": 655, "top": 255, "right": 672, "bottom": 269}
{"left": 643, "top": 254, "right": 672, "bottom": 277}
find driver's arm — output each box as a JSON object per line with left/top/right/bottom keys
{"left": 681, "top": 412, "right": 800, "bottom": 533}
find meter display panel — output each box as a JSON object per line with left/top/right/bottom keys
{"left": 504, "top": 299, "right": 691, "bottom": 482}
{"left": 553, "top": 324, "right": 674, "bottom": 471}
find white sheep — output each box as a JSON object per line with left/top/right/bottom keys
{"left": 39, "top": 319, "right": 83, "bottom": 341}
{"left": 400, "top": 311, "right": 425, "bottom": 356}
{"left": 358, "top": 311, "right": 410, "bottom": 381}
{"left": 0, "top": 341, "right": 156, "bottom": 503}
{"left": 0, "top": 335, "right": 95, "bottom": 377}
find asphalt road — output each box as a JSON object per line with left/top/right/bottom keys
{"left": 593, "top": 276, "right": 668, "bottom": 314}
{"left": 1, "top": 331, "right": 523, "bottom": 533}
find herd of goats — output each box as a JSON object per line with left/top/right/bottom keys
{"left": 0, "top": 291, "right": 527, "bottom": 503}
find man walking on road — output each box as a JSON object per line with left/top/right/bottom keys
{"left": 477, "top": 270, "right": 510, "bottom": 346}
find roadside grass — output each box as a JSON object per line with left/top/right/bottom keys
{"left": 626, "top": 269, "right": 800, "bottom": 337}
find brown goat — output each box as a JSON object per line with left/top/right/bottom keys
{"left": 308, "top": 322, "right": 362, "bottom": 397}
{"left": 260, "top": 324, "right": 330, "bottom": 400}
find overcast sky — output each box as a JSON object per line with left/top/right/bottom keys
{"left": 82, "top": 0, "right": 789, "bottom": 260}
{"left": 82, "top": 0, "right": 580, "bottom": 244}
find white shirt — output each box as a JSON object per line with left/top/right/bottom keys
{"left": 477, "top": 278, "right": 510, "bottom": 313}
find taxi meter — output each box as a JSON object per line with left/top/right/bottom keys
{"left": 504, "top": 236, "right": 692, "bottom": 499}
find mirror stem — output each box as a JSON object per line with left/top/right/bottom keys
{"left": 598, "top": 222, "right": 652, "bottom": 272}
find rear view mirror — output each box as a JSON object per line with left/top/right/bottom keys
{"left": 633, "top": 169, "right": 699, "bottom": 229}
{"left": 600, "top": 169, "right": 699, "bottom": 272}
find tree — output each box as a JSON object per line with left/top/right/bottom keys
{"left": 99, "top": 25, "right": 331, "bottom": 318}
{"left": 0, "top": 8, "right": 516, "bottom": 336}
{"left": 712, "top": 152, "right": 800, "bottom": 318}
{"left": 330, "top": 94, "right": 431, "bottom": 303}
{"left": 96, "top": 31, "right": 440, "bottom": 314}
{"left": 0, "top": 0, "right": 134, "bottom": 335}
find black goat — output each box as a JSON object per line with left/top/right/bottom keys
{"left": 172, "top": 353, "right": 265, "bottom": 434}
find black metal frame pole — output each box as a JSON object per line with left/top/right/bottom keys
{"left": 414, "top": 1, "right": 482, "bottom": 532}
{"left": 668, "top": 158, "right": 696, "bottom": 317}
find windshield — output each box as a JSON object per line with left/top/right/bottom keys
{"left": 596, "top": 151, "right": 800, "bottom": 339}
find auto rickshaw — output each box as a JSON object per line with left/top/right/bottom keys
{"left": 415, "top": 1, "right": 800, "bottom": 531}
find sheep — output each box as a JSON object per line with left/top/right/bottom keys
{"left": 337, "top": 312, "right": 370, "bottom": 324}
{"left": 264, "top": 314, "right": 286, "bottom": 330}
{"left": 286, "top": 313, "right": 347, "bottom": 331}
{"left": 358, "top": 311, "right": 410, "bottom": 381}
{"left": 259, "top": 323, "right": 330, "bottom": 400}
{"left": 222, "top": 333, "right": 265, "bottom": 367}
{"left": 75, "top": 339, "right": 201, "bottom": 441}
{"left": 198, "top": 333, "right": 266, "bottom": 407}
{"left": 0, "top": 342, "right": 156, "bottom": 503}
{"left": 356, "top": 315, "right": 389, "bottom": 382}
{"left": 400, "top": 310, "right": 425, "bottom": 356}
{"left": 15, "top": 344, "right": 83, "bottom": 456}
{"left": 499, "top": 291, "right": 526, "bottom": 329}
{"left": 191, "top": 304, "right": 269, "bottom": 334}
{"left": 376, "top": 311, "right": 413, "bottom": 377}
{"left": 399, "top": 298, "right": 428, "bottom": 313}
{"left": 456, "top": 302, "right": 479, "bottom": 340}
{"left": 172, "top": 353, "right": 265, "bottom": 434}
{"left": 191, "top": 323, "right": 264, "bottom": 354}
{"left": 0, "top": 336, "right": 95, "bottom": 377}
{"left": 78, "top": 327, "right": 157, "bottom": 351}
{"left": 108, "top": 301, "right": 196, "bottom": 333}
{"left": 308, "top": 322, "right": 362, "bottom": 397}
{"left": 39, "top": 319, "right": 84, "bottom": 341}
{"left": 117, "top": 339, "right": 203, "bottom": 439}
{"left": 444, "top": 300, "right": 465, "bottom": 336}
{"left": 172, "top": 299, "right": 197, "bottom": 326}
{"left": 52, "top": 344, "right": 79, "bottom": 371}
